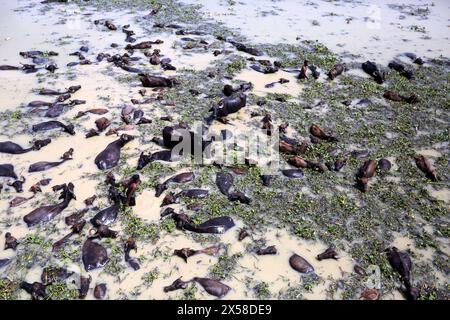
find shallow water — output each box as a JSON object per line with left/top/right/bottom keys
{"left": 0, "top": 0, "right": 448, "bottom": 301}
{"left": 183, "top": 0, "right": 450, "bottom": 64}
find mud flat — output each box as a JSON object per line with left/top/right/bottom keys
{"left": 0, "top": 0, "right": 449, "bottom": 300}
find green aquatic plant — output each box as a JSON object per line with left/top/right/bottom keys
{"left": 46, "top": 282, "right": 79, "bottom": 300}
{"left": 142, "top": 268, "right": 160, "bottom": 287}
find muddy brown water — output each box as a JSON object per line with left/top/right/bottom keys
{"left": 0, "top": 0, "right": 448, "bottom": 300}
{"left": 183, "top": 0, "right": 450, "bottom": 65}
